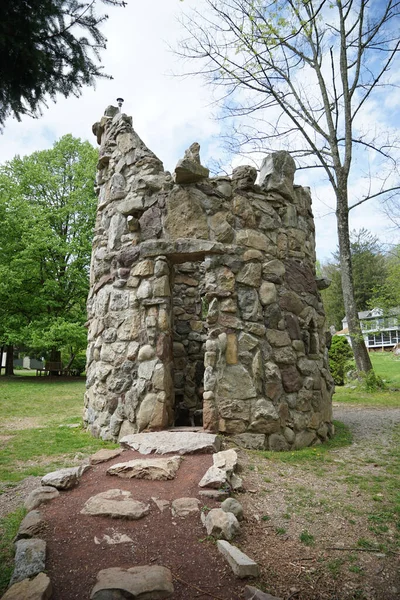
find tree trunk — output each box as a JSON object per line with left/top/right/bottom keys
{"left": 336, "top": 192, "right": 372, "bottom": 374}
{"left": 49, "top": 348, "right": 62, "bottom": 376}
{"left": 5, "top": 344, "right": 14, "bottom": 376}
{"left": 0, "top": 345, "right": 4, "bottom": 376}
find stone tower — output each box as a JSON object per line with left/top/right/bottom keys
{"left": 83, "top": 106, "right": 334, "bottom": 450}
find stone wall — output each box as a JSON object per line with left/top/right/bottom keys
{"left": 84, "top": 106, "right": 334, "bottom": 450}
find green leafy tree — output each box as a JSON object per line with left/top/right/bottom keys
{"left": 0, "top": 135, "right": 97, "bottom": 373}
{"left": 179, "top": 0, "right": 400, "bottom": 375}
{"left": 328, "top": 335, "right": 353, "bottom": 386}
{"left": 321, "top": 230, "right": 387, "bottom": 330}
{"left": 0, "top": 0, "right": 126, "bottom": 127}
{"left": 370, "top": 245, "right": 400, "bottom": 312}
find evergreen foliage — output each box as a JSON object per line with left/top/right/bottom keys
{"left": 0, "top": 0, "right": 125, "bottom": 127}
{"left": 328, "top": 336, "right": 354, "bottom": 386}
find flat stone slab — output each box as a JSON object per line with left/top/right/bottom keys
{"left": 90, "top": 448, "right": 124, "bottom": 464}
{"left": 119, "top": 431, "right": 221, "bottom": 455}
{"left": 24, "top": 486, "right": 59, "bottom": 511}
{"left": 107, "top": 456, "right": 182, "bottom": 480}
{"left": 244, "top": 586, "right": 282, "bottom": 600}
{"left": 199, "top": 489, "right": 230, "bottom": 501}
{"left": 81, "top": 489, "right": 150, "bottom": 519}
{"left": 90, "top": 565, "right": 174, "bottom": 599}
{"left": 217, "top": 540, "right": 259, "bottom": 578}
{"left": 94, "top": 531, "right": 133, "bottom": 545}
{"left": 198, "top": 465, "right": 229, "bottom": 489}
{"left": 10, "top": 538, "right": 46, "bottom": 586}
{"left": 41, "top": 466, "right": 84, "bottom": 490}
{"left": 151, "top": 497, "right": 170, "bottom": 513}
{"left": 2, "top": 573, "right": 52, "bottom": 600}
{"left": 171, "top": 497, "right": 200, "bottom": 517}
{"left": 14, "top": 511, "right": 45, "bottom": 541}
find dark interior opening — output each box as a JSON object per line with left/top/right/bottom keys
{"left": 171, "top": 260, "right": 206, "bottom": 427}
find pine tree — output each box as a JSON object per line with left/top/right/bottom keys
{"left": 0, "top": 0, "right": 125, "bottom": 127}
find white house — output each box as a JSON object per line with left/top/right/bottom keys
{"left": 338, "top": 308, "right": 400, "bottom": 350}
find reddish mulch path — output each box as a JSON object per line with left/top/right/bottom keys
{"left": 40, "top": 450, "right": 248, "bottom": 600}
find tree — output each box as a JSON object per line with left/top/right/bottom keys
{"left": 329, "top": 335, "right": 353, "bottom": 385}
{"left": 370, "top": 244, "right": 400, "bottom": 311}
{"left": 0, "top": 135, "right": 97, "bottom": 371}
{"left": 321, "top": 229, "right": 387, "bottom": 329}
{"left": 0, "top": 0, "right": 126, "bottom": 128}
{"left": 179, "top": 0, "right": 400, "bottom": 374}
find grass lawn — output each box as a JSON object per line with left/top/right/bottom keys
{"left": 333, "top": 351, "right": 400, "bottom": 407}
{"left": 0, "top": 373, "right": 116, "bottom": 485}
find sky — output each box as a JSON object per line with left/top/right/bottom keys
{"left": 0, "top": 0, "right": 398, "bottom": 262}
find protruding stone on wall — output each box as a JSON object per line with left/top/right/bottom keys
{"left": 84, "top": 106, "right": 334, "bottom": 451}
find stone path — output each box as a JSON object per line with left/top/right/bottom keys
{"left": 2, "top": 433, "right": 278, "bottom": 600}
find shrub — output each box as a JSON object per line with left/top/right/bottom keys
{"left": 329, "top": 336, "right": 354, "bottom": 385}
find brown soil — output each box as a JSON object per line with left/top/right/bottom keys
{"left": 40, "top": 451, "right": 246, "bottom": 600}
{"left": 4, "top": 405, "right": 400, "bottom": 600}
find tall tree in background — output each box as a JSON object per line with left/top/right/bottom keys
{"left": 321, "top": 229, "right": 387, "bottom": 330}
{"left": 0, "top": 135, "right": 97, "bottom": 372}
{"left": 179, "top": 0, "right": 400, "bottom": 374}
{"left": 0, "top": 0, "right": 126, "bottom": 128}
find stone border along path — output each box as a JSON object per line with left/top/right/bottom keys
{"left": 1, "top": 432, "right": 281, "bottom": 600}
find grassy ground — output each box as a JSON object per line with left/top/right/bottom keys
{"left": 0, "top": 354, "right": 399, "bottom": 596}
{"left": 0, "top": 373, "right": 116, "bottom": 485}
{"left": 333, "top": 351, "right": 400, "bottom": 407}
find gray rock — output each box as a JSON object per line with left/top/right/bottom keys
{"left": 94, "top": 532, "right": 133, "bottom": 545}
{"left": 10, "top": 538, "right": 46, "bottom": 586}
{"left": 81, "top": 489, "right": 150, "bottom": 519}
{"left": 90, "top": 565, "right": 174, "bottom": 599}
{"left": 171, "top": 497, "right": 200, "bottom": 517}
{"left": 259, "top": 151, "right": 296, "bottom": 199}
{"left": 198, "top": 465, "right": 229, "bottom": 489}
{"left": 24, "top": 486, "right": 59, "bottom": 511}
{"left": 244, "top": 585, "right": 282, "bottom": 600}
{"left": 203, "top": 508, "right": 240, "bottom": 540}
{"left": 175, "top": 143, "right": 209, "bottom": 184}
{"left": 217, "top": 540, "right": 259, "bottom": 578}
{"left": 119, "top": 431, "right": 221, "bottom": 455}
{"left": 221, "top": 498, "right": 244, "bottom": 521}
{"left": 233, "top": 433, "right": 266, "bottom": 450}
{"left": 151, "top": 497, "right": 170, "bottom": 513}
{"left": 213, "top": 449, "right": 238, "bottom": 472}
{"left": 41, "top": 466, "right": 84, "bottom": 490}
{"left": 198, "top": 489, "right": 230, "bottom": 501}
{"left": 107, "top": 456, "right": 182, "bottom": 480}
{"left": 14, "top": 511, "right": 45, "bottom": 541}
{"left": 90, "top": 448, "right": 124, "bottom": 464}
{"left": 1, "top": 573, "right": 52, "bottom": 600}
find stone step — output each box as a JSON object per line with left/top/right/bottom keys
{"left": 217, "top": 540, "right": 259, "bottom": 578}
{"left": 119, "top": 430, "right": 221, "bottom": 455}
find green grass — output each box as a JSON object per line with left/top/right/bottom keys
{"left": 299, "top": 530, "right": 315, "bottom": 546}
{"left": 334, "top": 352, "right": 400, "bottom": 407}
{"left": 258, "top": 420, "right": 352, "bottom": 464}
{"left": 0, "top": 374, "right": 117, "bottom": 484}
{"left": 0, "top": 507, "right": 26, "bottom": 592}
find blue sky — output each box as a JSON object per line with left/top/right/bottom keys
{"left": 0, "top": 0, "right": 398, "bottom": 262}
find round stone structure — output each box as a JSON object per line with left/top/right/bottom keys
{"left": 83, "top": 107, "right": 334, "bottom": 451}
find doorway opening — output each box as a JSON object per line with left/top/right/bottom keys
{"left": 171, "top": 259, "right": 206, "bottom": 427}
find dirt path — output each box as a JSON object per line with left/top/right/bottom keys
{"left": 332, "top": 404, "right": 400, "bottom": 442}
{"left": 2, "top": 406, "right": 400, "bottom": 600}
